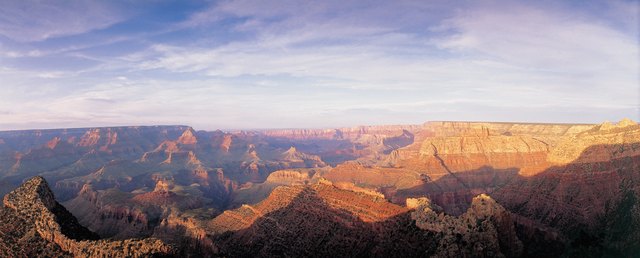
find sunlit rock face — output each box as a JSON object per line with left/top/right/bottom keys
{"left": 316, "top": 119, "right": 640, "bottom": 256}
{"left": 0, "top": 119, "right": 638, "bottom": 256}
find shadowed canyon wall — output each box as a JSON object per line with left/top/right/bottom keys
{"left": 0, "top": 119, "right": 637, "bottom": 256}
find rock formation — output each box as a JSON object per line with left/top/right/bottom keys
{"left": 177, "top": 128, "right": 198, "bottom": 145}
{"left": 410, "top": 194, "right": 523, "bottom": 257}
{"left": 0, "top": 120, "right": 637, "bottom": 256}
{"left": 1, "top": 176, "right": 174, "bottom": 257}
{"left": 208, "top": 182, "right": 435, "bottom": 257}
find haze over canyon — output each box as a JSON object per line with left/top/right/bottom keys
{"left": 0, "top": 119, "right": 638, "bottom": 257}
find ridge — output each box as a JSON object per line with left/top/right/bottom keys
{"left": 2, "top": 176, "right": 174, "bottom": 257}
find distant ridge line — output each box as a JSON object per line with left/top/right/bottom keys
{"left": 426, "top": 121, "right": 597, "bottom": 126}
{"left": 0, "top": 125, "right": 191, "bottom": 134}
{"left": 0, "top": 120, "right": 604, "bottom": 133}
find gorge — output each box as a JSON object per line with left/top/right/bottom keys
{"left": 0, "top": 119, "right": 638, "bottom": 257}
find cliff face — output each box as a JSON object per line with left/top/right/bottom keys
{"left": 345, "top": 120, "right": 637, "bottom": 213}
{"left": 0, "top": 120, "right": 637, "bottom": 256}
{"left": 386, "top": 133, "right": 551, "bottom": 214}
{"left": 547, "top": 120, "right": 640, "bottom": 164}
{"left": 491, "top": 121, "right": 640, "bottom": 255}
{"left": 422, "top": 121, "right": 595, "bottom": 137}
{"left": 320, "top": 119, "right": 640, "bottom": 255}
{"left": 1, "top": 176, "right": 174, "bottom": 257}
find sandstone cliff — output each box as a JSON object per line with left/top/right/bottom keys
{"left": 320, "top": 119, "right": 640, "bottom": 256}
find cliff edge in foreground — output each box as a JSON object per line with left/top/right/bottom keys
{"left": 1, "top": 176, "right": 174, "bottom": 258}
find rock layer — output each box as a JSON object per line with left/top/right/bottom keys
{"left": 0, "top": 120, "right": 638, "bottom": 256}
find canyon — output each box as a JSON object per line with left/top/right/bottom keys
{"left": 0, "top": 119, "right": 638, "bottom": 257}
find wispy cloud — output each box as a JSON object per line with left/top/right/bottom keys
{"left": 135, "top": 1, "right": 638, "bottom": 104}
{"left": 0, "top": 0, "right": 126, "bottom": 42}
{"left": 0, "top": 0, "right": 637, "bottom": 130}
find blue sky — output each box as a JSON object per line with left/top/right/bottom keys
{"left": 0, "top": 0, "right": 638, "bottom": 130}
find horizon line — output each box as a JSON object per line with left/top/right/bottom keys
{"left": 0, "top": 119, "right": 626, "bottom": 133}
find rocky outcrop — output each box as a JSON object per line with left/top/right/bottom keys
{"left": 242, "top": 144, "right": 261, "bottom": 162}
{"left": 3, "top": 176, "right": 174, "bottom": 257}
{"left": 153, "top": 210, "right": 217, "bottom": 256}
{"left": 78, "top": 129, "right": 102, "bottom": 147}
{"left": 229, "top": 169, "right": 320, "bottom": 207}
{"left": 211, "top": 183, "right": 409, "bottom": 234}
{"left": 153, "top": 179, "right": 174, "bottom": 193}
{"left": 46, "top": 137, "right": 61, "bottom": 149}
{"left": 208, "top": 183, "right": 532, "bottom": 257}
{"left": 410, "top": 194, "right": 523, "bottom": 257}
{"left": 279, "top": 146, "right": 326, "bottom": 167}
{"left": 265, "top": 169, "right": 313, "bottom": 184}
{"left": 219, "top": 134, "right": 233, "bottom": 152}
{"left": 280, "top": 147, "right": 304, "bottom": 162}
{"left": 208, "top": 183, "right": 436, "bottom": 257}
{"left": 0, "top": 202, "right": 71, "bottom": 257}
{"left": 177, "top": 128, "right": 198, "bottom": 145}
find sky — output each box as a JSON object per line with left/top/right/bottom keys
{"left": 0, "top": 0, "right": 638, "bottom": 130}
